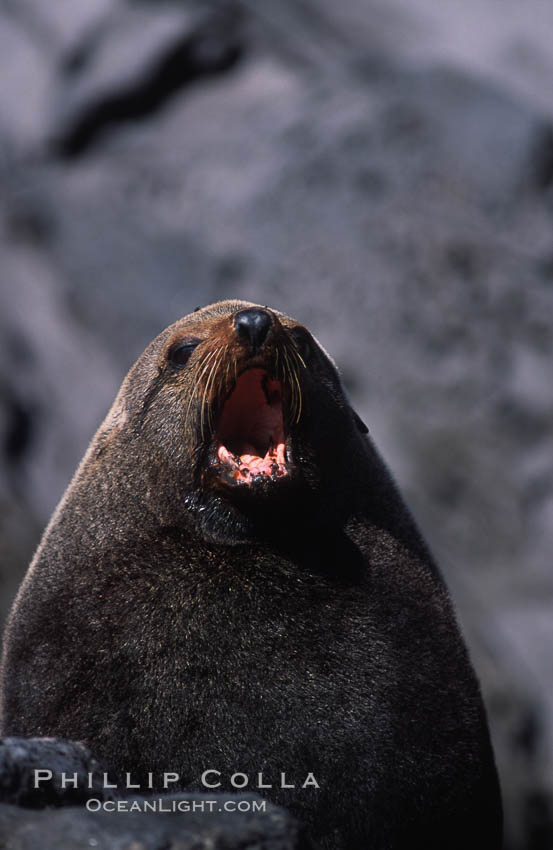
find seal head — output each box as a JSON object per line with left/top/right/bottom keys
{"left": 95, "top": 299, "right": 371, "bottom": 546}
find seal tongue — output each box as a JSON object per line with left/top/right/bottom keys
{"left": 216, "top": 368, "right": 287, "bottom": 483}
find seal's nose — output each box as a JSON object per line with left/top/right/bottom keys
{"left": 234, "top": 308, "right": 272, "bottom": 352}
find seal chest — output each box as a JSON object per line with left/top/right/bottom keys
{"left": 0, "top": 300, "right": 502, "bottom": 850}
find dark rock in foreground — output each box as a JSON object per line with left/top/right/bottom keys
{"left": 0, "top": 738, "right": 309, "bottom": 848}
{"left": 0, "top": 737, "right": 120, "bottom": 808}
{"left": 0, "top": 793, "right": 309, "bottom": 850}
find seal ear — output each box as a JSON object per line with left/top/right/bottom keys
{"left": 350, "top": 407, "right": 369, "bottom": 435}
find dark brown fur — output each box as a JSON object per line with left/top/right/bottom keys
{"left": 0, "top": 300, "right": 502, "bottom": 849}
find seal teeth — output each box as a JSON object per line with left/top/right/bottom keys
{"left": 215, "top": 367, "right": 289, "bottom": 485}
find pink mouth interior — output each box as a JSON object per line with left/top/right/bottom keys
{"left": 216, "top": 368, "right": 287, "bottom": 484}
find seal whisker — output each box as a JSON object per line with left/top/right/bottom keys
{"left": 208, "top": 344, "right": 229, "bottom": 433}
{"left": 203, "top": 352, "right": 219, "bottom": 436}
{"left": 196, "top": 347, "right": 220, "bottom": 380}
{"left": 297, "top": 353, "right": 307, "bottom": 370}
{"left": 202, "top": 349, "right": 224, "bottom": 439}
{"left": 280, "top": 346, "right": 291, "bottom": 410}
{"left": 282, "top": 345, "right": 298, "bottom": 423}
{"left": 293, "top": 367, "right": 302, "bottom": 423}
{"left": 287, "top": 343, "right": 304, "bottom": 424}
{"left": 292, "top": 344, "right": 307, "bottom": 371}
{"left": 190, "top": 347, "right": 218, "bottom": 400}
{"left": 225, "top": 349, "right": 231, "bottom": 395}
{"left": 186, "top": 348, "right": 219, "bottom": 431}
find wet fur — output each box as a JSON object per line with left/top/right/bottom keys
{"left": 0, "top": 301, "right": 502, "bottom": 849}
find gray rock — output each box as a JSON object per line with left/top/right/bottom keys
{"left": 51, "top": 1, "right": 245, "bottom": 157}
{"left": 0, "top": 737, "right": 119, "bottom": 808}
{"left": 0, "top": 793, "right": 309, "bottom": 849}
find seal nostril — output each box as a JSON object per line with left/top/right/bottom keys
{"left": 234, "top": 308, "right": 272, "bottom": 352}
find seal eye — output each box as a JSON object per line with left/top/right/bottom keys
{"left": 290, "top": 327, "right": 312, "bottom": 364}
{"left": 168, "top": 341, "right": 198, "bottom": 368}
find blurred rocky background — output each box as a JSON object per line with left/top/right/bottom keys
{"left": 1, "top": 1, "right": 553, "bottom": 847}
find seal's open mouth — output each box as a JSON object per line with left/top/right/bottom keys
{"left": 215, "top": 368, "right": 288, "bottom": 485}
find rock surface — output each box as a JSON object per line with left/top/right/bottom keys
{"left": 1, "top": 1, "right": 553, "bottom": 847}
{"left": 0, "top": 737, "right": 120, "bottom": 808}
{"left": 0, "top": 794, "right": 309, "bottom": 849}
{"left": 0, "top": 738, "right": 308, "bottom": 848}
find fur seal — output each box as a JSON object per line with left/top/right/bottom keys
{"left": 0, "top": 300, "right": 502, "bottom": 849}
